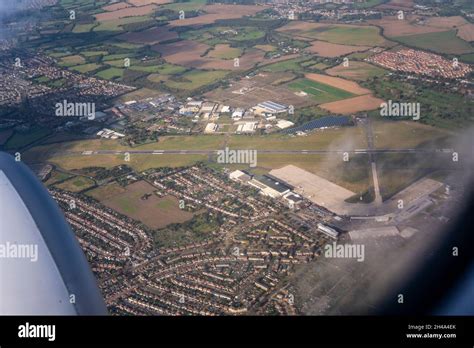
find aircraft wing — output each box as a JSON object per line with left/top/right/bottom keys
{"left": 0, "top": 152, "right": 107, "bottom": 315}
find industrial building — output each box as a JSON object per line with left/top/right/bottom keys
{"left": 249, "top": 175, "right": 292, "bottom": 198}
{"left": 204, "top": 123, "right": 218, "bottom": 133}
{"left": 229, "top": 170, "right": 252, "bottom": 183}
{"left": 283, "top": 192, "right": 303, "bottom": 209}
{"left": 253, "top": 101, "right": 288, "bottom": 116}
{"left": 236, "top": 122, "right": 257, "bottom": 134}
{"left": 276, "top": 119, "right": 295, "bottom": 129}
{"left": 317, "top": 223, "right": 339, "bottom": 239}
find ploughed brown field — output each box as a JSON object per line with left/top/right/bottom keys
{"left": 276, "top": 21, "right": 329, "bottom": 40}
{"left": 102, "top": 2, "right": 131, "bottom": 11}
{"left": 305, "top": 73, "right": 372, "bottom": 95}
{"left": 119, "top": 25, "right": 178, "bottom": 44}
{"left": 152, "top": 40, "right": 266, "bottom": 70}
{"left": 320, "top": 94, "right": 385, "bottom": 114}
{"left": 168, "top": 4, "right": 268, "bottom": 27}
{"left": 128, "top": 0, "right": 172, "bottom": 5}
{"left": 306, "top": 41, "right": 371, "bottom": 58}
{"left": 369, "top": 15, "right": 449, "bottom": 37}
{"left": 369, "top": 15, "right": 474, "bottom": 41}
{"left": 457, "top": 25, "right": 474, "bottom": 42}
{"left": 424, "top": 16, "right": 474, "bottom": 42}
{"left": 95, "top": 4, "right": 157, "bottom": 21}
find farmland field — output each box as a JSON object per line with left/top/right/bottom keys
{"left": 102, "top": 2, "right": 131, "bottom": 11}
{"left": 207, "top": 44, "right": 243, "bottom": 60}
{"left": 71, "top": 63, "right": 102, "bottom": 73}
{"left": 58, "top": 55, "right": 86, "bottom": 67}
{"left": 153, "top": 40, "right": 265, "bottom": 70}
{"left": 119, "top": 25, "right": 178, "bottom": 44}
{"left": 306, "top": 41, "right": 372, "bottom": 58}
{"left": 164, "top": 70, "right": 229, "bottom": 90}
{"left": 288, "top": 79, "right": 356, "bottom": 103}
{"left": 320, "top": 94, "right": 385, "bottom": 114}
{"left": 326, "top": 61, "right": 387, "bottom": 81}
{"left": 93, "top": 16, "right": 151, "bottom": 31}
{"left": 162, "top": 0, "right": 206, "bottom": 12}
{"left": 368, "top": 15, "right": 448, "bottom": 37}
{"left": 278, "top": 21, "right": 389, "bottom": 46}
{"left": 72, "top": 24, "right": 96, "bottom": 33}
{"left": 167, "top": 4, "right": 267, "bottom": 27}
{"left": 94, "top": 4, "right": 157, "bottom": 21}
{"left": 305, "top": 73, "right": 372, "bottom": 95}
{"left": 393, "top": 30, "right": 474, "bottom": 55}
{"left": 133, "top": 63, "right": 186, "bottom": 74}
{"left": 260, "top": 57, "right": 309, "bottom": 73}
{"left": 96, "top": 67, "right": 124, "bottom": 80}
{"left": 127, "top": 0, "right": 172, "bottom": 5}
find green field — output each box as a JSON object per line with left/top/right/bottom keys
{"left": 54, "top": 176, "right": 96, "bottom": 192}
{"left": 288, "top": 78, "right": 356, "bottom": 103}
{"left": 94, "top": 16, "right": 151, "bottom": 32}
{"left": 232, "top": 28, "right": 265, "bottom": 41}
{"left": 162, "top": 0, "right": 207, "bottom": 12}
{"left": 207, "top": 45, "right": 243, "bottom": 59}
{"left": 111, "top": 42, "right": 145, "bottom": 50}
{"left": 81, "top": 50, "right": 108, "bottom": 57}
{"left": 96, "top": 67, "right": 124, "bottom": 80}
{"left": 352, "top": 0, "right": 386, "bottom": 8}
{"left": 58, "top": 55, "right": 86, "bottom": 67}
{"left": 327, "top": 61, "right": 387, "bottom": 81}
{"left": 106, "top": 58, "right": 136, "bottom": 68}
{"left": 5, "top": 128, "right": 51, "bottom": 150}
{"left": 71, "top": 63, "right": 102, "bottom": 73}
{"left": 302, "top": 25, "right": 386, "bottom": 46}
{"left": 44, "top": 170, "right": 73, "bottom": 186}
{"left": 72, "top": 23, "right": 96, "bottom": 33}
{"left": 460, "top": 53, "right": 474, "bottom": 63}
{"left": 261, "top": 57, "right": 309, "bottom": 73}
{"left": 131, "top": 63, "right": 187, "bottom": 74}
{"left": 165, "top": 70, "right": 229, "bottom": 91}
{"left": 103, "top": 53, "right": 131, "bottom": 61}
{"left": 394, "top": 30, "right": 474, "bottom": 55}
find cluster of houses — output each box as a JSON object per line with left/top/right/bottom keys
{"left": 367, "top": 49, "right": 472, "bottom": 79}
